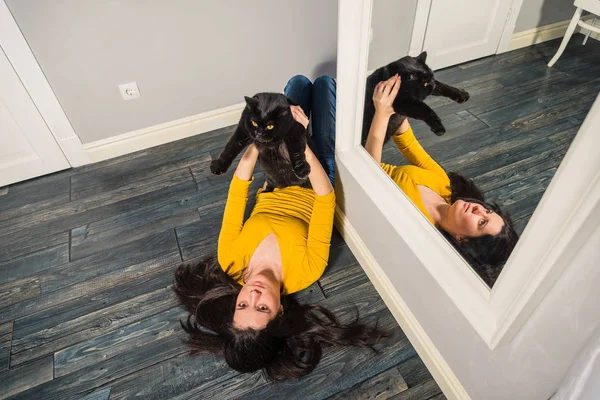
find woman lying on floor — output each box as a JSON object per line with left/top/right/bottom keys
{"left": 173, "top": 75, "right": 383, "bottom": 381}
{"left": 365, "top": 75, "right": 519, "bottom": 286}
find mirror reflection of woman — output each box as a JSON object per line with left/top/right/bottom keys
{"left": 174, "top": 75, "right": 383, "bottom": 382}
{"left": 365, "top": 75, "right": 519, "bottom": 286}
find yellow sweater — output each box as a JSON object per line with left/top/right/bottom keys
{"left": 380, "top": 127, "right": 451, "bottom": 224}
{"left": 217, "top": 175, "right": 336, "bottom": 294}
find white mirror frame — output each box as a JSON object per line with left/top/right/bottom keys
{"left": 335, "top": 0, "right": 600, "bottom": 350}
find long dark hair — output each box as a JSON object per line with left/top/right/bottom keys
{"left": 440, "top": 172, "right": 519, "bottom": 287}
{"left": 172, "top": 258, "right": 384, "bottom": 381}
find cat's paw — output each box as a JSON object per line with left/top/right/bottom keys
{"left": 427, "top": 113, "right": 446, "bottom": 136}
{"left": 293, "top": 162, "right": 311, "bottom": 179}
{"left": 431, "top": 125, "right": 446, "bottom": 136}
{"left": 454, "top": 90, "right": 470, "bottom": 104}
{"left": 430, "top": 120, "right": 446, "bottom": 136}
{"left": 210, "top": 159, "right": 228, "bottom": 175}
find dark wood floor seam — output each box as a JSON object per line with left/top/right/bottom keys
{"left": 465, "top": 109, "right": 491, "bottom": 129}
{"left": 173, "top": 229, "right": 184, "bottom": 262}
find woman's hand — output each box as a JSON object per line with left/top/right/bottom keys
{"left": 373, "top": 74, "right": 401, "bottom": 118}
{"left": 365, "top": 74, "right": 401, "bottom": 163}
{"left": 291, "top": 105, "right": 309, "bottom": 129}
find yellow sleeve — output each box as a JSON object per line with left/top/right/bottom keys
{"left": 217, "top": 174, "right": 252, "bottom": 269}
{"left": 392, "top": 127, "right": 446, "bottom": 178}
{"left": 303, "top": 190, "right": 336, "bottom": 279}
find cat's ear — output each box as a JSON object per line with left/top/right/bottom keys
{"left": 416, "top": 51, "right": 428, "bottom": 64}
{"left": 244, "top": 96, "right": 259, "bottom": 109}
{"left": 382, "top": 66, "right": 394, "bottom": 80}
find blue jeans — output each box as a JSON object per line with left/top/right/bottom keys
{"left": 284, "top": 75, "right": 336, "bottom": 186}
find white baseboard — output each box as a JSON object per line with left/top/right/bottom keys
{"left": 59, "top": 136, "right": 90, "bottom": 167}
{"left": 510, "top": 17, "right": 599, "bottom": 51}
{"left": 333, "top": 207, "right": 471, "bottom": 400}
{"left": 84, "top": 103, "right": 245, "bottom": 163}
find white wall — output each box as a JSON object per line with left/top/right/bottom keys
{"left": 515, "top": 0, "right": 577, "bottom": 32}
{"left": 553, "top": 326, "right": 600, "bottom": 400}
{"left": 368, "top": 0, "right": 417, "bottom": 71}
{"left": 6, "top": 0, "right": 338, "bottom": 144}
{"left": 340, "top": 1, "right": 600, "bottom": 396}
{"left": 337, "top": 157, "right": 600, "bottom": 399}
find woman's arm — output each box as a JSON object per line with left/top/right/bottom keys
{"left": 390, "top": 123, "right": 446, "bottom": 176}
{"left": 217, "top": 145, "right": 259, "bottom": 267}
{"left": 304, "top": 147, "right": 336, "bottom": 280}
{"left": 365, "top": 75, "right": 401, "bottom": 163}
{"left": 365, "top": 76, "right": 445, "bottom": 178}
{"left": 305, "top": 147, "right": 333, "bottom": 196}
{"left": 289, "top": 106, "right": 335, "bottom": 277}
{"left": 365, "top": 112, "right": 392, "bottom": 163}
{"left": 234, "top": 144, "right": 259, "bottom": 181}
{"left": 290, "top": 105, "right": 333, "bottom": 196}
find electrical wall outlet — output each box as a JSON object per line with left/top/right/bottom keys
{"left": 118, "top": 81, "right": 141, "bottom": 100}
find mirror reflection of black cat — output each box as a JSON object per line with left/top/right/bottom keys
{"left": 362, "top": 51, "right": 471, "bottom": 143}
{"left": 210, "top": 93, "right": 310, "bottom": 190}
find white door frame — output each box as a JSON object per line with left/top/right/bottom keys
{"left": 337, "top": 0, "right": 600, "bottom": 352}
{"left": 409, "top": 0, "right": 526, "bottom": 59}
{"left": 408, "top": 0, "right": 432, "bottom": 56}
{"left": 497, "top": 0, "right": 526, "bottom": 53}
{"left": 0, "top": 1, "right": 89, "bottom": 168}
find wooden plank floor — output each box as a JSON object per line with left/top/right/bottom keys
{"left": 0, "top": 100, "right": 437, "bottom": 398}
{"left": 0, "top": 37, "right": 597, "bottom": 399}
{"left": 0, "top": 132, "right": 436, "bottom": 400}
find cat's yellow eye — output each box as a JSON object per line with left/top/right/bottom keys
{"left": 251, "top": 120, "right": 258, "bottom": 127}
{"left": 424, "top": 82, "right": 429, "bottom": 87}
{"left": 266, "top": 124, "right": 274, "bottom": 130}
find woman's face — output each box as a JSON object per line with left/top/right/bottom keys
{"left": 442, "top": 199, "right": 504, "bottom": 240}
{"left": 233, "top": 275, "right": 282, "bottom": 330}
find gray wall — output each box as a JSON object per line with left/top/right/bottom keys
{"left": 368, "top": 0, "right": 417, "bottom": 71}
{"left": 515, "top": 0, "right": 577, "bottom": 32}
{"left": 7, "top": 0, "right": 338, "bottom": 144}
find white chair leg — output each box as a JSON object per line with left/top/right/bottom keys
{"left": 582, "top": 17, "right": 597, "bottom": 45}
{"left": 548, "top": 7, "right": 584, "bottom": 67}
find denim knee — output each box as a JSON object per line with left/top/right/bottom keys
{"left": 313, "top": 75, "right": 336, "bottom": 90}
{"left": 286, "top": 75, "right": 312, "bottom": 90}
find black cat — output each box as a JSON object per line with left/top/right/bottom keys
{"left": 362, "top": 51, "right": 470, "bottom": 143}
{"left": 210, "top": 93, "right": 310, "bottom": 190}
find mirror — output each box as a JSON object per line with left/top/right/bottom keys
{"left": 360, "top": 1, "right": 600, "bottom": 287}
